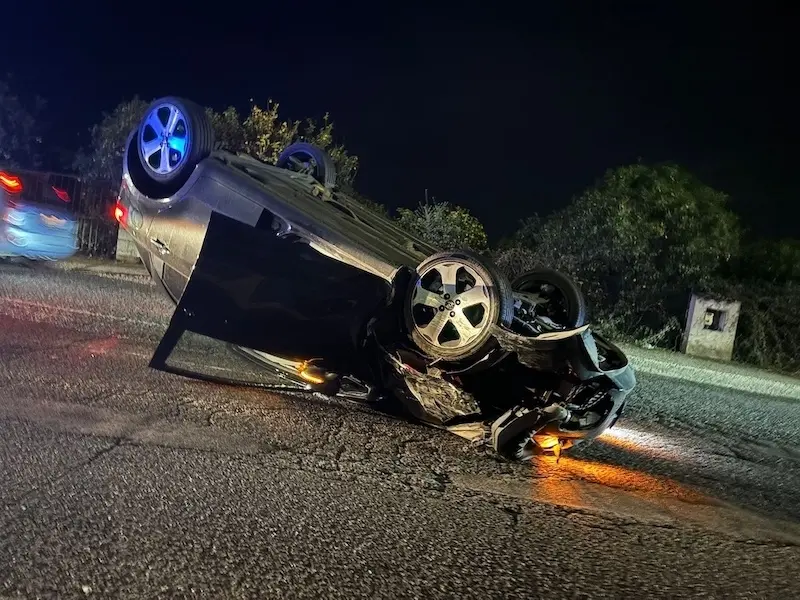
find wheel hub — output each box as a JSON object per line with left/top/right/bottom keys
{"left": 140, "top": 103, "right": 189, "bottom": 176}
{"left": 411, "top": 261, "right": 492, "bottom": 350}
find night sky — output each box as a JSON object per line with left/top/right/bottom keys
{"left": 6, "top": 2, "right": 797, "bottom": 241}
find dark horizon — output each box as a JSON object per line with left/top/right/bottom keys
{"left": 6, "top": 2, "right": 797, "bottom": 241}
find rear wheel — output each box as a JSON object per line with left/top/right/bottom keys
{"left": 276, "top": 142, "right": 337, "bottom": 189}
{"left": 404, "top": 251, "right": 513, "bottom": 362}
{"left": 127, "top": 97, "right": 215, "bottom": 199}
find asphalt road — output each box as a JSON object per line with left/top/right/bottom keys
{"left": 1, "top": 261, "right": 799, "bottom": 599}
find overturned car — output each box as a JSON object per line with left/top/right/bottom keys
{"left": 116, "top": 96, "right": 636, "bottom": 461}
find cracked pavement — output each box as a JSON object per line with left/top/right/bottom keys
{"left": 1, "top": 261, "right": 799, "bottom": 599}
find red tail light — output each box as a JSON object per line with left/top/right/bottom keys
{"left": 0, "top": 171, "right": 23, "bottom": 194}
{"left": 52, "top": 186, "right": 71, "bottom": 202}
{"left": 113, "top": 198, "right": 128, "bottom": 226}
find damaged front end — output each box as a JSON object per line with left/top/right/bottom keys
{"left": 488, "top": 323, "right": 637, "bottom": 458}
{"left": 380, "top": 316, "right": 636, "bottom": 460}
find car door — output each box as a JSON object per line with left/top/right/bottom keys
{"left": 144, "top": 195, "right": 215, "bottom": 303}
{"left": 144, "top": 211, "right": 176, "bottom": 296}
{"left": 170, "top": 209, "right": 392, "bottom": 373}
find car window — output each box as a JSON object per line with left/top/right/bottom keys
{"left": 1, "top": 170, "right": 75, "bottom": 211}
{"left": 18, "top": 173, "right": 73, "bottom": 206}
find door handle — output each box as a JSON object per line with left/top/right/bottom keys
{"left": 150, "top": 237, "right": 170, "bottom": 255}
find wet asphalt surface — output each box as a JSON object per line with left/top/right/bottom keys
{"left": 1, "top": 261, "right": 799, "bottom": 599}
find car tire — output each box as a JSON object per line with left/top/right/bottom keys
{"left": 128, "top": 96, "right": 215, "bottom": 199}
{"left": 404, "top": 251, "right": 514, "bottom": 362}
{"left": 276, "top": 142, "right": 337, "bottom": 189}
{"left": 511, "top": 267, "right": 588, "bottom": 328}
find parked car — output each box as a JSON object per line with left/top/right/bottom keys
{"left": 116, "top": 96, "right": 636, "bottom": 461}
{"left": 0, "top": 169, "right": 78, "bottom": 262}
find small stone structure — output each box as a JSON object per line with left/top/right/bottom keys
{"left": 114, "top": 227, "right": 142, "bottom": 263}
{"left": 680, "top": 294, "right": 741, "bottom": 361}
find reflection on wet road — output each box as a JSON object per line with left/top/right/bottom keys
{"left": 1, "top": 261, "right": 799, "bottom": 599}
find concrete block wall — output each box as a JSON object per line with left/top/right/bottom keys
{"left": 680, "top": 294, "right": 741, "bottom": 361}
{"left": 114, "top": 227, "right": 142, "bottom": 263}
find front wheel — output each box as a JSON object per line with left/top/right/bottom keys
{"left": 404, "top": 251, "right": 514, "bottom": 362}
{"left": 511, "top": 268, "right": 588, "bottom": 328}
